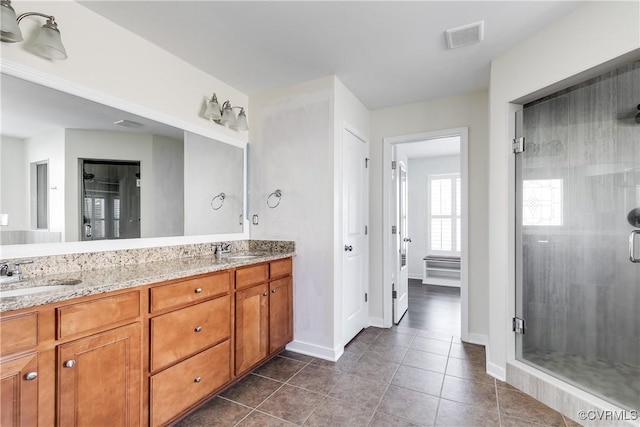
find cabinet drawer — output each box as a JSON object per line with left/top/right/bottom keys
{"left": 151, "top": 340, "right": 231, "bottom": 427}
{"left": 150, "top": 271, "right": 231, "bottom": 313}
{"left": 270, "top": 257, "right": 292, "bottom": 279}
{"left": 235, "top": 264, "right": 268, "bottom": 290}
{"left": 0, "top": 312, "right": 38, "bottom": 355}
{"left": 150, "top": 296, "right": 230, "bottom": 372}
{"left": 57, "top": 291, "right": 140, "bottom": 339}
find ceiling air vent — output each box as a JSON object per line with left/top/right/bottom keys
{"left": 445, "top": 21, "right": 484, "bottom": 49}
{"left": 113, "top": 119, "right": 143, "bottom": 128}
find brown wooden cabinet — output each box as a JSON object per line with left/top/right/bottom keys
{"left": 148, "top": 272, "right": 233, "bottom": 426}
{"left": 235, "top": 258, "right": 293, "bottom": 375}
{"left": 57, "top": 322, "right": 141, "bottom": 427}
{"left": 0, "top": 352, "right": 38, "bottom": 427}
{"left": 269, "top": 276, "right": 293, "bottom": 353}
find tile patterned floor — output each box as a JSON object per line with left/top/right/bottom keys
{"left": 174, "top": 283, "right": 579, "bottom": 426}
{"left": 174, "top": 326, "right": 579, "bottom": 426}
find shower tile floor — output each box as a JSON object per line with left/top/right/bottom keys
{"left": 174, "top": 280, "right": 578, "bottom": 427}
{"left": 524, "top": 349, "right": 640, "bottom": 412}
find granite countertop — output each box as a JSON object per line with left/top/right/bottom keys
{"left": 0, "top": 251, "right": 294, "bottom": 313}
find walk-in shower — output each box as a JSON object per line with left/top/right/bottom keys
{"left": 515, "top": 62, "right": 640, "bottom": 411}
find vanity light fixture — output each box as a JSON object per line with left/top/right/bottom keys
{"left": 0, "top": 0, "right": 68, "bottom": 60}
{"left": 204, "top": 92, "right": 248, "bottom": 131}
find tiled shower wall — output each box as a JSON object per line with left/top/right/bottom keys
{"left": 520, "top": 61, "right": 640, "bottom": 365}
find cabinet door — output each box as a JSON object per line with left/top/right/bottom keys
{"left": 269, "top": 277, "right": 293, "bottom": 353}
{"left": 0, "top": 353, "right": 38, "bottom": 427}
{"left": 235, "top": 283, "right": 268, "bottom": 375}
{"left": 58, "top": 323, "right": 141, "bottom": 427}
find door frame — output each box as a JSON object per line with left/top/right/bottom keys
{"left": 382, "top": 127, "right": 469, "bottom": 341}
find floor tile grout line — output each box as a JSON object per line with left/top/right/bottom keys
{"left": 495, "top": 378, "right": 503, "bottom": 427}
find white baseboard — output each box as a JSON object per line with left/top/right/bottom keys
{"left": 465, "top": 333, "right": 488, "bottom": 346}
{"left": 408, "top": 273, "right": 423, "bottom": 280}
{"left": 285, "top": 340, "right": 343, "bottom": 362}
{"left": 487, "top": 361, "right": 506, "bottom": 381}
{"left": 368, "top": 317, "right": 385, "bottom": 328}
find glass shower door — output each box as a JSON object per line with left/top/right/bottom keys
{"left": 515, "top": 61, "right": 640, "bottom": 411}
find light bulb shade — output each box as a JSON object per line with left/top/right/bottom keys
{"left": 235, "top": 110, "right": 249, "bottom": 131}
{"left": 220, "top": 105, "right": 236, "bottom": 126}
{"left": 204, "top": 98, "right": 221, "bottom": 121}
{"left": 0, "top": 1, "right": 23, "bottom": 42}
{"left": 31, "top": 22, "right": 67, "bottom": 60}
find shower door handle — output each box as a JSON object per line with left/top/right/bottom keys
{"left": 630, "top": 230, "right": 640, "bottom": 263}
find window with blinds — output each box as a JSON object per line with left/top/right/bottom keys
{"left": 428, "top": 174, "right": 461, "bottom": 254}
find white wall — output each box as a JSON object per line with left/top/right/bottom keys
{"left": 250, "top": 77, "right": 336, "bottom": 355}
{"left": 0, "top": 136, "right": 28, "bottom": 231}
{"left": 406, "top": 155, "right": 460, "bottom": 279}
{"left": 64, "top": 130, "right": 153, "bottom": 241}
{"left": 184, "top": 132, "right": 244, "bottom": 236}
{"left": 488, "top": 1, "right": 640, "bottom": 379}
{"left": 370, "top": 90, "right": 489, "bottom": 339}
{"left": 151, "top": 135, "right": 184, "bottom": 237}
{"left": 1, "top": 1, "right": 247, "bottom": 143}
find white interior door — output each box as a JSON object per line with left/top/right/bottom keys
{"left": 342, "top": 128, "right": 368, "bottom": 344}
{"left": 394, "top": 159, "right": 409, "bottom": 324}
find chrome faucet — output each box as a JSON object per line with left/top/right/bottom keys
{"left": 0, "top": 260, "right": 33, "bottom": 284}
{"left": 215, "top": 243, "right": 232, "bottom": 260}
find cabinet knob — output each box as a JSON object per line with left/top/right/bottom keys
{"left": 24, "top": 372, "right": 38, "bottom": 381}
{"left": 194, "top": 377, "right": 202, "bottom": 383}
{"left": 194, "top": 287, "right": 202, "bottom": 294}
{"left": 263, "top": 292, "right": 268, "bottom": 296}
{"left": 63, "top": 360, "right": 76, "bottom": 368}
{"left": 194, "top": 326, "right": 202, "bottom": 333}
{"left": 271, "top": 289, "right": 277, "bottom": 293}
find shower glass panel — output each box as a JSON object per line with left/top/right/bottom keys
{"left": 515, "top": 61, "right": 640, "bottom": 411}
{"left": 80, "top": 159, "right": 141, "bottom": 241}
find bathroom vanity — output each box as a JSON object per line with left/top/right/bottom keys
{"left": 0, "top": 248, "right": 294, "bottom": 427}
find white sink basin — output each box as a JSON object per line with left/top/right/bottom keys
{"left": 1, "top": 285, "right": 74, "bottom": 298}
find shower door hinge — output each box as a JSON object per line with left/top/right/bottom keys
{"left": 365, "top": 158, "right": 369, "bottom": 168}
{"left": 392, "top": 290, "right": 397, "bottom": 299}
{"left": 391, "top": 160, "right": 397, "bottom": 170}
{"left": 512, "top": 317, "right": 525, "bottom": 334}
{"left": 391, "top": 225, "right": 397, "bottom": 234}
{"left": 365, "top": 225, "right": 368, "bottom": 235}
{"left": 512, "top": 137, "right": 525, "bottom": 154}
{"left": 365, "top": 293, "right": 368, "bottom": 302}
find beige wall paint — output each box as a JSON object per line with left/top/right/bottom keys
{"left": 488, "top": 1, "right": 640, "bottom": 377}
{"left": 370, "top": 90, "right": 489, "bottom": 338}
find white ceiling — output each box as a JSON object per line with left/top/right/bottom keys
{"left": 397, "top": 136, "right": 460, "bottom": 159}
{"left": 0, "top": 74, "right": 184, "bottom": 140}
{"left": 79, "top": 1, "right": 583, "bottom": 110}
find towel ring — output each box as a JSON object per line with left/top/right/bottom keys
{"left": 267, "top": 189, "right": 282, "bottom": 209}
{"left": 211, "top": 192, "right": 226, "bottom": 210}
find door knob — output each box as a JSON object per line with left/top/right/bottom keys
{"left": 194, "top": 376, "right": 202, "bottom": 383}
{"left": 194, "top": 287, "right": 202, "bottom": 294}
{"left": 344, "top": 245, "right": 353, "bottom": 252}
{"left": 24, "top": 372, "right": 38, "bottom": 381}
{"left": 63, "top": 360, "right": 76, "bottom": 368}
{"left": 263, "top": 292, "right": 268, "bottom": 296}
{"left": 194, "top": 326, "right": 202, "bottom": 332}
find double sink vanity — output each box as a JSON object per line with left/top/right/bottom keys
{"left": 0, "top": 240, "right": 294, "bottom": 426}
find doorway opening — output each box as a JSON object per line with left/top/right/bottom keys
{"left": 382, "top": 128, "right": 468, "bottom": 340}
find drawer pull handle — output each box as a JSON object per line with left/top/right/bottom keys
{"left": 63, "top": 360, "right": 76, "bottom": 368}
{"left": 24, "top": 372, "right": 38, "bottom": 381}
{"left": 194, "top": 376, "right": 202, "bottom": 383}
{"left": 263, "top": 292, "right": 268, "bottom": 296}
{"left": 195, "top": 326, "right": 202, "bottom": 332}
{"left": 271, "top": 289, "right": 277, "bottom": 293}
{"left": 195, "top": 288, "right": 202, "bottom": 294}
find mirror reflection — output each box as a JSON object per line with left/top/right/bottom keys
{"left": 0, "top": 74, "right": 245, "bottom": 245}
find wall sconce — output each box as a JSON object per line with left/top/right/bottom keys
{"left": 204, "top": 93, "right": 248, "bottom": 131}
{"left": 0, "top": 0, "right": 67, "bottom": 60}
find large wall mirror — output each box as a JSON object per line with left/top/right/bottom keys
{"left": 0, "top": 73, "right": 247, "bottom": 256}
